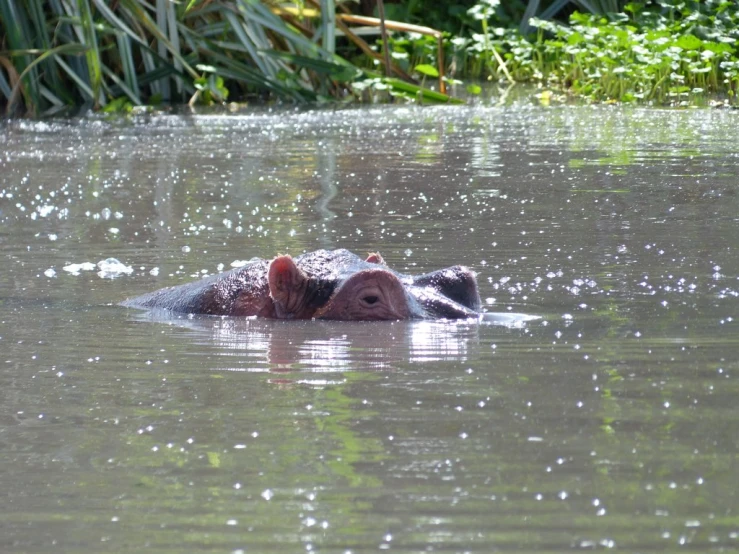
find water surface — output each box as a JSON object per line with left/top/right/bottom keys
{"left": 1, "top": 104, "right": 738, "bottom": 552}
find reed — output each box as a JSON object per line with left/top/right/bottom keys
{"left": 4, "top": 0, "right": 737, "bottom": 113}
{"left": 0, "top": 0, "right": 458, "bottom": 115}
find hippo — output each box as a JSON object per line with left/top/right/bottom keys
{"left": 121, "top": 249, "right": 481, "bottom": 321}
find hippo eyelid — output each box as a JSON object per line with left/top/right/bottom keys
{"left": 362, "top": 295, "right": 379, "bottom": 305}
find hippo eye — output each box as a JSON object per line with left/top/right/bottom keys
{"left": 362, "top": 295, "right": 379, "bottom": 305}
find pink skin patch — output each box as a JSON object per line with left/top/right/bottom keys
{"left": 365, "top": 252, "right": 385, "bottom": 265}
{"left": 315, "top": 269, "right": 410, "bottom": 321}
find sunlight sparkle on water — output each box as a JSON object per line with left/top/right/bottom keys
{"left": 3, "top": 104, "right": 739, "bottom": 554}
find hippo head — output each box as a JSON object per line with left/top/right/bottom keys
{"left": 267, "top": 252, "right": 480, "bottom": 321}
{"left": 268, "top": 254, "right": 411, "bottom": 320}
{"left": 123, "top": 248, "right": 482, "bottom": 321}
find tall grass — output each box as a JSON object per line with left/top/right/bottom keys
{"left": 0, "top": 0, "right": 457, "bottom": 115}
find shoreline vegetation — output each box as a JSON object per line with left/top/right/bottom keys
{"left": 1, "top": 0, "right": 737, "bottom": 115}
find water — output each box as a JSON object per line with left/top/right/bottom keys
{"left": 1, "top": 104, "right": 738, "bottom": 552}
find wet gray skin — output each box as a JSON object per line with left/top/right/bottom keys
{"left": 122, "top": 249, "right": 481, "bottom": 321}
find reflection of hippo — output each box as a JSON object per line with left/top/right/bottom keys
{"left": 122, "top": 249, "right": 481, "bottom": 320}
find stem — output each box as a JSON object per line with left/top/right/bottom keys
{"left": 376, "top": 0, "right": 392, "bottom": 78}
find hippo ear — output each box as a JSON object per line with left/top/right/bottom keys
{"left": 365, "top": 252, "right": 385, "bottom": 265}
{"left": 268, "top": 255, "right": 309, "bottom": 315}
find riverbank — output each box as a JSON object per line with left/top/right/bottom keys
{"left": 1, "top": 0, "right": 737, "bottom": 115}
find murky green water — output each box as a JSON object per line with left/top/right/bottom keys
{"left": 1, "top": 104, "right": 738, "bottom": 553}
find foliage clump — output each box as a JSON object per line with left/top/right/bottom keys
{"left": 416, "top": 0, "right": 739, "bottom": 104}
{"left": 517, "top": 1, "right": 737, "bottom": 102}
{"left": 2, "top": 0, "right": 739, "bottom": 113}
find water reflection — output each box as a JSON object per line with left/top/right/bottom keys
{"left": 127, "top": 310, "right": 538, "bottom": 376}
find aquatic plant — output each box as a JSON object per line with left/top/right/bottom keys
{"left": 383, "top": 0, "right": 739, "bottom": 104}
{"left": 0, "top": 0, "right": 457, "bottom": 115}
{"left": 3, "top": 0, "right": 738, "bottom": 111}
{"left": 465, "top": 0, "right": 739, "bottom": 102}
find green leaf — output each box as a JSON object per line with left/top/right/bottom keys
{"left": 260, "top": 50, "right": 359, "bottom": 81}
{"left": 0, "top": 0, "right": 43, "bottom": 112}
{"left": 101, "top": 61, "right": 142, "bottom": 104}
{"left": 76, "top": 0, "right": 104, "bottom": 107}
{"left": 676, "top": 35, "right": 702, "bottom": 51}
{"left": 703, "top": 42, "right": 733, "bottom": 55}
{"left": 466, "top": 83, "right": 482, "bottom": 94}
{"left": 116, "top": 0, "right": 198, "bottom": 78}
{"left": 414, "top": 64, "right": 440, "bottom": 78}
{"left": 567, "top": 32, "right": 585, "bottom": 45}
{"left": 6, "top": 43, "right": 89, "bottom": 113}
{"left": 102, "top": 96, "right": 133, "bottom": 112}
{"left": 378, "top": 75, "right": 463, "bottom": 104}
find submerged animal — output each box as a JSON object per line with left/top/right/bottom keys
{"left": 122, "top": 249, "right": 481, "bottom": 321}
